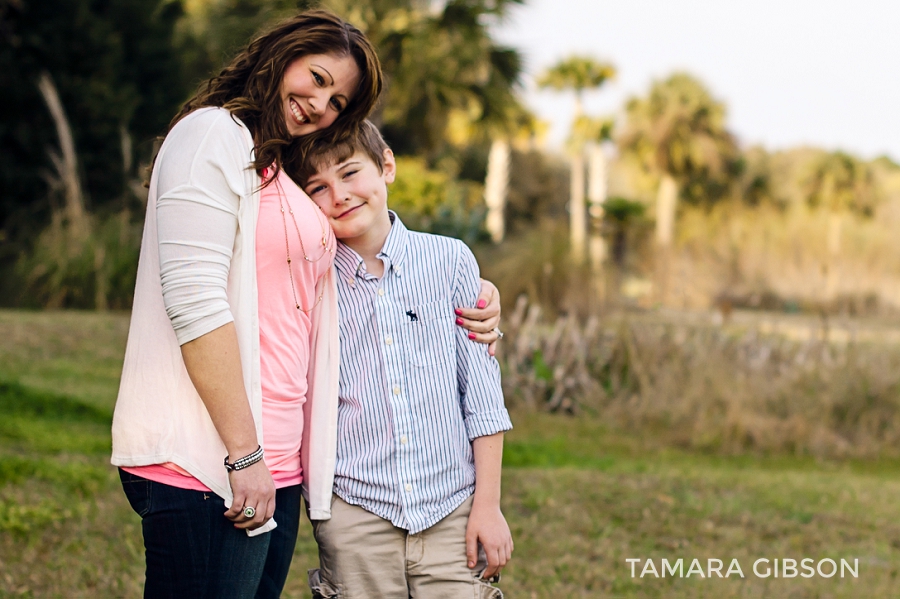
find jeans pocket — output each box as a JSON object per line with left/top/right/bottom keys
{"left": 119, "top": 469, "right": 152, "bottom": 517}
{"left": 308, "top": 568, "right": 340, "bottom": 598}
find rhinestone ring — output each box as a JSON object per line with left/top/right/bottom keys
{"left": 243, "top": 506, "right": 256, "bottom": 519}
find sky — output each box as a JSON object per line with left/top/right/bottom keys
{"left": 492, "top": 0, "right": 900, "bottom": 161}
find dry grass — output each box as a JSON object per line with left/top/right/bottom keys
{"left": 500, "top": 296, "right": 900, "bottom": 458}
{"left": 668, "top": 202, "right": 900, "bottom": 314}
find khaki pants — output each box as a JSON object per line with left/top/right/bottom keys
{"left": 308, "top": 494, "right": 502, "bottom": 598}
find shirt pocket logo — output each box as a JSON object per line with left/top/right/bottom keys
{"left": 403, "top": 300, "right": 454, "bottom": 368}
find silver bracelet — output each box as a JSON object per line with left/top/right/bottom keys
{"left": 224, "top": 445, "right": 264, "bottom": 472}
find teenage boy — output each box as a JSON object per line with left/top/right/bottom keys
{"left": 297, "top": 121, "right": 513, "bottom": 598}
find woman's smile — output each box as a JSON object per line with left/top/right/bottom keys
{"left": 289, "top": 98, "right": 309, "bottom": 125}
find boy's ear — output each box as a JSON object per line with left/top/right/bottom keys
{"left": 382, "top": 148, "right": 396, "bottom": 184}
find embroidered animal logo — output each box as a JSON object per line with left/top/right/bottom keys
{"left": 406, "top": 310, "right": 419, "bottom": 322}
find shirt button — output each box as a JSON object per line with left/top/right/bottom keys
{"left": 392, "top": 385, "right": 401, "bottom": 395}
{"left": 405, "top": 483, "right": 412, "bottom": 492}
{"left": 378, "top": 288, "right": 385, "bottom": 296}
{"left": 385, "top": 335, "right": 393, "bottom": 345}
{"left": 400, "top": 435, "right": 408, "bottom": 445}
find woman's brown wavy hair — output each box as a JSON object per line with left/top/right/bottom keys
{"left": 169, "top": 9, "right": 382, "bottom": 182}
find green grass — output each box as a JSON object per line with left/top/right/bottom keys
{"left": 0, "top": 310, "right": 129, "bottom": 411}
{"left": 1, "top": 309, "right": 899, "bottom": 597}
{"left": 500, "top": 412, "right": 900, "bottom": 597}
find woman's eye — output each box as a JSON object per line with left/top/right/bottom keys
{"left": 330, "top": 98, "right": 344, "bottom": 112}
{"left": 312, "top": 71, "right": 324, "bottom": 85}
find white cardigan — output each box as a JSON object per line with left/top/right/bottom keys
{"left": 111, "top": 107, "right": 340, "bottom": 521}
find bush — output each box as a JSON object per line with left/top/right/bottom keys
{"left": 390, "top": 156, "right": 487, "bottom": 244}
{"left": 16, "top": 210, "right": 140, "bottom": 310}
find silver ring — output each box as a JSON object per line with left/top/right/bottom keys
{"left": 243, "top": 506, "right": 256, "bottom": 519}
{"left": 492, "top": 327, "right": 504, "bottom": 340}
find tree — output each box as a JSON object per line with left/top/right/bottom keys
{"left": 617, "top": 72, "right": 738, "bottom": 303}
{"left": 731, "top": 146, "right": 777, "bottom": 208}
{"left": 572, "top": 115, "right": 614, "bottom": 262}
{"left": 480, "top": 110, "right": 548, "bottom": 243}
{"left": 536, "top": 56, "right": 615, "bottom": 115}
{"left": 804, "top": 151, "right": 878, "bottom": 303}
{"left": 1, "top": 0, "right": 187, "bottom": 224}
{"left": 537, "top": 56, "right": 616, "bottom": 264}
{"left": 1, "top": 0, "right": 188, "bottom": 307}
{"left": 483, "top": 138, "right": 509, "bottom": 243}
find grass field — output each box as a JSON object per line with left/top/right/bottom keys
{"left": 1, "top": 310, "right": 899, "bottom": 597}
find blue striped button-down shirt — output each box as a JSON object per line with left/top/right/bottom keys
{"left": 332, "top": 212, "right": 512, "bottom": 533}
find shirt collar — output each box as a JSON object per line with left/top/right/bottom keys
{"left": 378, "top": 211, "right": 408, "bottom": 273}
{"left": 333, "top": 211, "right": 408, "bottom": 280}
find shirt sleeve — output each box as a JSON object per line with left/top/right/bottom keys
{"left": 451, "top": 241, "right": 512, "bottom": 440}
{"left": 154, "top": 110, "right": 252, "bottom": 345}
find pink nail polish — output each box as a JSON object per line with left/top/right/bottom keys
{"left": 454, "top": 308, "right": 462, "bottom": 315}
{"left": 456, "top": 318, "right": 464, "bottom": 326}
{"left": 477, "top": 299, "right": 486, "bottom": 309}
{"left": 468, "top": 333, "right": 476, "bottom": 340}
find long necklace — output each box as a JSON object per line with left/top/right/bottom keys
{"left": 273, "top": 173, "right": 334, "bottom": 313}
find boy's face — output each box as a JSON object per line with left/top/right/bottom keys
{"left": 303, "top": 149, "right": 395, "bottom": 243}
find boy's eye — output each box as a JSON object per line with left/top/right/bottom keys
{"left": 306, "top": 184, "right": 326, "bottom": 196}
{"left": 342, "top": 169, "right": 358, "bottom": 179}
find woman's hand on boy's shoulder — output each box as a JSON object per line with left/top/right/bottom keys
{"left": 455, "top": 279, "right": 502, "bottom": 355}
{"left": 465, "top": 500, "right": 513, "bottom": 579}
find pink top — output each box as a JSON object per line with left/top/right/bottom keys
{"left": 125, "top": 167, "right": 335, "bottom": 491}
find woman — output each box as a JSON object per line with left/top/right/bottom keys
{"left": 111, "top": 10, "right": 501, "bottom": 598}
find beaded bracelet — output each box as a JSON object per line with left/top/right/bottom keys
{"left": 224, "top": 445, "right": 264, "bottom": 472}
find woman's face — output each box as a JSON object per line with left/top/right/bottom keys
{"left": 280, "top": 53, "right": 361, "bottom": 138}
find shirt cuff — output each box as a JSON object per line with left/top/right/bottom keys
{"left": 464, "top": 409, "right": 513, "bottom": 441}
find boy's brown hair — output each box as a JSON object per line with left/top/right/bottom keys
{"left": 294, "top": 120, "right": 389, "bottom": 186}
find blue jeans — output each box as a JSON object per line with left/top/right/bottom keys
{"left": 120, "top": 470, "right": 301, "bottom": 599}
{"left": 257, "top": 484, "right": 302, "bottom": 598}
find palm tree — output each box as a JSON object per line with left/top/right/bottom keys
{"left": 537, "top": 56, "right": 616, "bottom": 264}
{"left": 572, "top": 116, "right": 614, "bottom": 222}
{"left": 537, "top": 56, "right": 616, "bottom": 118}
{"left": 804, "top": 152, "right": 878, "bottom": 304}
{"left": 618, "top": 72, "right": 737, "bottom": 304}
{"left": 484, "top": 137, "right": 509, "bottom": 243}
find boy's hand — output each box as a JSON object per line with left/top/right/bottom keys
{"left": 455, "top": 279, "right": 501, "bottom": 355}
{"left": 465, "top": 500, "right": 513, "bottom": 579}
